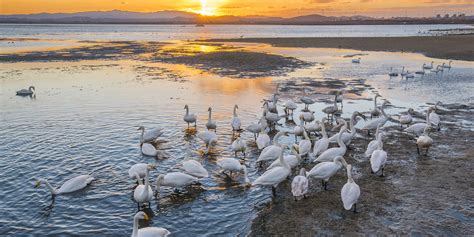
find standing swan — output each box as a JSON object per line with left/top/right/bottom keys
{"left": 416, "top": 126, "right": 434, "bottom": 156}
{"left": 231, "top": 136, "right": 247, "bottom": 157}
{"left": 35, "top": 174, "right": 94, "bottom": 195}
{"left": 364, "top": 125, "right": 382, "bottom": 158}
{"left": 311, "top": 119, "right": 329, "bottom": 157}
{"left": 370, "top": 133, "right": 387, "bottom": 176}
{"left": 231, "top": 104, "right": 241, "bottom": 134}
{"left": 371, "top": 95, "right": 381, "bottom": 118}
{"left": 16, "top": 86, "right": 35, "bottom": 96}
{"left": 341, "top": 165, "right": 360, "bottom": 212}
{"left": 398, "top": 108, "right": 414, "bottom": 129}
{"left": 252, "top": 145, "right": 291, "bottom": 196}
{"left": 307, "top": 156, "right": 347, "bottom": 190}
{"left": 256, "top": 127, "right": 271, "bottom": 150}
{"left": 322, "top": 95, "right": 338, "bottom": 121}
{"left": 362, "top": 101, "right": 389, "bottom": 136}
{"left": 314, "top": 122, "right": 347, "bottom": 163}
{"left": 291, "top": 168, "right": 309, "bottom": 201}
{"left": 197, "top": 130, "right": 217, "bottom": 154}
{"left": 328, "top": 111, "right": 366, "bottom": 145}
{"left": 257, "top": 131, "right": 289, "bottom": 165}
{"left": 429, "top": 102, "right": 441, "bottom": 130}
{"left": 133, "top": 168, "right": 153, "bottom": 208}
{"left": 137, "top": 126, "right": 163, "bottom": 144}
{"left": 216, "top": 158, "right": 250, "bottom": 184}
{"left": 131, "top": 211, "right": 170, "bottom": 237}
{"left": 267, "top": 144, "right": 302, "bottom": 170}
{"left": 183, "top": 104, "right": 197, "bottom": 128}
{"left": 206, "top": 107, "right": 217, "bottom": 131}
{"left": 404, "top": 107, "right": 431, "bottom": 136}
{"left": 296, "top": 130, "right": 312, "bottom": 157}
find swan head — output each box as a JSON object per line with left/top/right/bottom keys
{"left": 355, "top": 111, "right": 367, "bottom": 121}
{"left": 208, "top": 107, "right": 212, "bottom": 112}
{"left": 147, "top": 164, "right": 156, "bottom": 170}
{"left": 184, "top": 104, "right": 189, "bottom": 110}
{"left": 137, "top": 126, "right": 145, "bottom": 131}
{"left": 234, "top": 104, "right": 239, "bottom": 109}
{"left": 29, "top": 86, "right": 35, "bottom": 91}
{"left": 34, "top": 179, "right": 43, "bottom": 188}
{"left": 135, "top": 211, "right": 150, "bottom": 221}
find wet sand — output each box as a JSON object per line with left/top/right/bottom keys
{"left": 203, "top": 35, "right": 474, "bottom": 61}
{"left": 250, "top": 103, "right": 474, "bottom": 235}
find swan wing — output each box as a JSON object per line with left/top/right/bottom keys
{"left": 183, "top": 160, "right": 209, "bottom": 178}
{"left": 315, "top": 147, "right": 344, "bottom": 163}
{"left": 137, "top": 227, "right": 171, "bottom": 237}
{"left": 257, "top": 145, "right": 281, "bottom": 162}
{"left": 307, "top": 162, "right": 339, "bottom": 179}
{"left": 143, "top": 128, "right": 163, "bottom": 142}
{"left": 163, "top": 172, "right": 198, "bottom": 187}
{"left": 299, "top": 140, "right": 311, "bottom": 156}
{"left": 364, "top": 140, "right": 378, "bottom": 158}
{"left": 129, "top": 163, "right": 148, "bottom": 179}
{"left": 231, "top": 117, "right": 241, "bottom": 130}
{"left": 341, "top": 182, "right": 360, "bottom": 210}
{"left": 58, "top": 175, "right": 94, "bottom": 194}
{"left": 429, "top": 113, "right": 440, "bottom": 126}
{"left": 291, "top": 176, "right": 309, "bottom": 197}
{"left": 141, "top": 143, "right": 157, "bottom": 157}
{"left": 404, "top": 123, "right": 427, "bottom": 135}
{"left": 256, "top": 134, "right": 270, "bottom": 150}
{"left": 217, "top": 158, "right": 241, "bottom": 171}
{"left": 313, "top": 138, "right": 329, "bottom": 156}
{"left": 370, "top": 150, "right": 387, "bottom": 173}
{"left": 252, "top": 167, "right": 289, "bottom": 186}
{"left": 133, "top": 184, "right": 153, "bottom": 203}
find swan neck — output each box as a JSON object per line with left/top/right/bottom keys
{"left": 43, "top": 180, "right": 58, "bottom": 195}
{"left": 185, "top": 107, "right": 189, "bottom": 115}
{"left": 142, "top": 170, "right": 150, "bottom": 196}
{"left": 132, "top": 215, "right": 139, "bottom": 237}
{"left": 273, "top": 133, "right": 282, "bottom": 146}
{"left": 426, "top": 109, "right": 431, "bottom": 123}
{"left": 140, "top": 129, "right": 144, "bottom": 143}
{"left": 349, "top": 113, "right": 356, "bottom": 134}
{"left": 233, "top": 106, "right": 237, "bottom": 117}
{"left": 279, "top": 148, "right": 290, "bottom": 170}
{"left": 337, "top": 128, "right": 346, "bottom": 148}
{"left": 374, "top": 96, "right": 378, "bottom": 107}
{"left": 321, "top": 121, "right": 327, "bottom": 138}
{"left": 346, "top": 166, "right": 353, "bottom": 183}
{"left": 208, "top": 109, "right": 212, "bottom": 121}
{"left": 377, "top": 136, "right": 383, "bottom": 150}
{"left": 134, "top": 173, "right": 143, "bottom": 185}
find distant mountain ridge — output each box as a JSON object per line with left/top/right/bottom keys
{"left": 0, "top": 10, "right": 472, "bottom": 25}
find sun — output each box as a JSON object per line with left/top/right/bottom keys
{"left": 197, "top": 0, "right": 216, "bottom": 16}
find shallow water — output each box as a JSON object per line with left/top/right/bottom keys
{"left": 1, "top": 37, "right": 473, "bottom": 236}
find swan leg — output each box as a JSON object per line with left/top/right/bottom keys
{"left": 324, "top": 181, "right": 328, "bottom": 190}
{"left": 416, "top": 144, "right": 420, "bottom": 155}
{"left": 187, "top": 122, "right": 190, "bottom": 128}
{"left": 194, "top": 122, "right": 197, "bottom": 128}
{"left": 271, "top": 186, "right": 276, "bottom": 196}
{"left": 353, "top": 203, "right": 358, "bottom": 213}
{"left": 425, "top": 148, "right": 429, "bottom": 156}
{"left": 380, "top": 168, "right": 385, "bottom": 177}
{"left": 294, "top": 196, "right": 297, "bottom": 202}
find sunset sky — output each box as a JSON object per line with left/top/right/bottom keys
{"left": 0, "top": 0, "right": 473, "bottom": 17}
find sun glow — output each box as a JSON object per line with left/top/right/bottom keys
{"left": 195, "top": 0, "right": 217, "bottom": 16}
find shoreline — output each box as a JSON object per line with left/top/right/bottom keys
{"left": 202, "top": 35, "right": 474, "bottom": 61}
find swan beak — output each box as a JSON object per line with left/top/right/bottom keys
{"left": 34, "top": 180, "right": 41, "bottom": 188}
{"left": 143, "top": 213, "right": 150, "bottom": 221}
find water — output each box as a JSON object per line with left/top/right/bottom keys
{"left": 1, "top": 25, "right": 473, "bottom": 236}
{"left": 1, "top": 23, "right": 472, "bottom": 42}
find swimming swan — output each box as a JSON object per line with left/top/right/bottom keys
{"left": 216, "top": 158, "right": 250, "bottom": 184}
{"left": 133, "top": 168, "right": 153, "bottom": 207}
{"left": 141, "top": 143, "right": 160, "bottom": 158}
{"left": 16, "top": 86, "right": 35, "bottom": 96}
{"left": 231, "top": 136, "right": 247, "bottom": 157}
{"left": 181, "top": 143, "right": 209, "bottom": 178}
{"left": 155, "top": 172, "right": 198, "bottom": 195}
{"left": 35, "top": 174, "right": 94, "bottom": 195}
{"left": 131, "top": 211, "right": 170, "bottom": 237}
{"left": 137, "top": 126, "right": 163, "bottom": 144}
{"left": 197, "top": 130, "right": 217, "bottom": 154}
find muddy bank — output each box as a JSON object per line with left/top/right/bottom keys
{"left": 250, "top": 103, "right": 474, "bottom": 235}
{"left": 202, "top": 35, "right": 474, "bottom": 61}
{"left": 0, "top": 39, "right": 310, "bottom": 78}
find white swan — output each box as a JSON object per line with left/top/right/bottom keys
{"left": 206, "top": 107, "right": 217, "bottom": 131}
{"left": 257, "top": 131, "right": 288, "bottom": 163}
{"left": 362, "top": 101, "right": 389, "bottom": 136}
{"left": 442, "top": 61, "right": 452, "bottom": 69}
{"left": 291, "top": 168, "right": 309, "bottom": 201}
{"left": 398, "top": 108, "right": 414, "bottom": 129}
{"left": 35, "top": 174, "right": 94, "bottom": 195}
{"left": 322, "top": 95, "right": 338, "bottom": 120}
{"left": 216, "top": 158, "right": 250, "bottom": 184}
{"left": 364, "top": 124, "right": 382, "bottom": 158}
{"left": 297, "top": 130, "right": 312, "bottom": 157}
{"left": 197, "top": 130, "right": 217, "bottom": 154}
{"left": 352, "top": 57, "right": 361, "bottom": 63}
{"left": 336, "top": 91, "right": 343, "bottom": 107}
{"left": 423, "top": 61, "right": 434, "bottom": 70}
{"left": 181, "top": 143, "right": 209, "bottom": 178}
{"left": 294, "top": 114, "right": 305, "bottom": 142}
{"left": 183, "top": 104, "right": 197, "bottom": 128}
{"left": 370, "top": 133, "right": 387, "bottom": 176}
{"left": 141, "top": 143, "right": 160, "bottom": 158}
{"left": 155, "top": 172, "right": 198, "bottom": 194}
{"left": 429, "top": 102, "right": 441, "bottom": 130}
{"left": 231, "top": 136, "right": 247, "bottom": 157}
{"left": 133, "top": 168, "right": 153, "bottom": 207}
{"left": 307, "top": 156, "right": 347, "bottom": 190}
{"left": 328, "top": 111, "right": 366, "bottom": 146}
{"left": 416, "top": 126, "right": 434, "bottom": 156}
{"left": 405, "top": 71, "right": 415, "bottom": 79}
{"left": 300, "top": 96, "right": 315, "bottom": 110}
{"left": 231, "top": 104, "right": 241, "bottom": 133}
{"left": 129, "top": 163, "right": 156, "bottom": 181}
{"left": 371, "top": 95, "right": 381, "bottom": 118}
{"left": 267, "top": 144, "right": 302, "bottom": 170}
{"left": 252, "top": 145, "right": 291, "bottom": 196}
{"left": 283, "top": 100, "right": 298, "bottom": 116}
{"left": 256, "top": 127, "right": 271, "bottom": 150}
{"left": 314, "top": 123, "right": 347, "bottom": 163}
{"left": 311, "top": 119, "right": 329, "bottom": 157}
{"left": 16, "top": 86, "right": 35, "bottom": 96}
{"left": 246, "top": 123, "right": 262, "bottom": 140}
{"left": 301, "top": 111, "right": 315, "bottom": 124}
{"left": 131, "top": 211, "right": 170, "bottom": 237}
{"left": 341, "top": 164, "right": 360, "bottom": 212}
{"left": 404, "top": 107, "right": 431, "bottom": 136}
{"left": 137, "top": 126, "right": 163, "bottom": 144}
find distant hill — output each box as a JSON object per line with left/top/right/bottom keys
{"left": 0, "top": 10, "right": 472, "bottom": 25}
